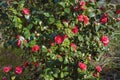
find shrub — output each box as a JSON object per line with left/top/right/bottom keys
{"left": 0, "top": 0, "right": 120, "bottom": 80}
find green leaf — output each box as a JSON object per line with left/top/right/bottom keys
{"left": 58, "top": 2, "right": 65, "bottom": 7}
{"left": 42, "top": 45, "right": 48, "bottom": 53}
{"left": 28, "top": 24, "right": 33, "bottom": 30}
{"left": 19, "top": 1, "right": 25, "bottom": 9}
{"left": 78, "top": 35, "right": 83, "bottom": 41}
{"left": 95, "top": 25, "right": 100, "bottom": 31}
{"left": 29, "top": 40, "right": 36, "bottom": 47}
{"left": 59, "top": 47, "right": 64, "bottom": 52}
{"left": 32, "top": 56, "right": 37, "bottom": 62}
{"left": 23, "top": 41, "right": 29, "bottom": 47}
{"left": 89, "top": 12, "right": 95, "bottom": 18}
{"left": 63, "top": 21, "right": 69, "bottom": 27}
{"left": 18, "top": 24, "right": 22, "bottom": 29}
{"left": 44, "top": 13, "right": 50, "bottom": 17}
{"left": 23, "top": 29, "right": 31, "bottom": 39}
{"left": 0, "top": 1, "right": 6, "bottom": 6}
{"left": 11, "top": 1, "right": 18, "bottom": 4}
{"left": 114, "top": 22, "right": 120, "bottom": 27}
{"left": 60, "top": 72, "right": 64, "bottom": 78}
{"left": 49, "top": 17, "right": 55, "bottom": 24}
{"left": 55, "top": 20, "right": 63, "bottom": 29}
{"left": 53, "top": 73, "right": 58, "bottom": 78}
{"left": 62, "top": 38, "right": 70, "bottom": 47}
{"left": 64, "top": 8, "right": 70, "bottom": 14}
{"left": 53, "top": 68, "right": 60, "bottom": 78}
{"left": 64, "top": 56, "right": 69, "bottom": 64}
{"left": 63, "top": 66, "right": 68, "bottom": 71}
{"left": 11, "top": 76, "right": 16, "bottom": 80}
{"left": 97, "top": 1, "right": 105, "bottom": 7}
{"left": 106, "top": 10, "right": 115, "bottom": 18}
{"left": 65, "top": 28, "right": 74, "bottom": 38}
{"left": 63, "top": 72, "right": 69, "bottom": 77}
{"left": 58, "top": 57, "right": 63, "bottom": 62}
{"left": 44, "top": 75, "right": 54, "bottom": 80}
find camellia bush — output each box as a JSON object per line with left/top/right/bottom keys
{"left": 0, "top": 0, "right": 120, "bottom": 80}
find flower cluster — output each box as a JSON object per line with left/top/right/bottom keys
{"left": 1, "top": 0, "right": 119, "bottom": 79}
{"left": 93, "top": 66, "right": 102, "bottom": 77}
{"left": 78, "top": 14, "right": 89, "bottom": 25}
{"left": 3, "top": 66, "right": 23, "bottom": 74}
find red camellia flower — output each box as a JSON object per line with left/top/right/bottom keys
{"left": 96, "top": 66, "right": 102, "bottom": 72}
{"left": 117, "top": 18, "right": 120, "bottom": 21}
{"left": 99, "top": 7, "right": 105, "bottom": 11}
{"left": 100, "top": 35, "right": 109, "bottom": 46}
{"left": 16, "top": 35, "right": 20, "bottom": 39}
{"left": 17, "top": 39, "right": 21, "bottom": 47}
{"left": 78, "top": 62, "right": 87, "bottom": 70}
{"left": 83, "top": 15, "right": 89, "bottom": 25}
{"left": 78, "top": 14, "right": 84, "bottom": 21}
{"left": 79, "top": 0, "right": 86, "bottom": 10}
{"left": 54, "top": 35, "right": 64, "bottom": 44}
{"left": 72, "top": 26, "right": 78, "bottom": 34}
{"left": 24, "top": 61, "right": 29, "bottom": 68}
{"left": 32, "top": 45, "right": 40, "bottom": 52}
{"left": 15, "top": 66, "right": 23, "bottom": 74}
{"left": 80, "top": 0, "right": 86, "bottom": 6}
{"left": 63, "top": 35, "right": 68, "bottom": 39}
{"left": 34, "top": 61, "right": 40, "bottom": 67}
{"left": 100, "top": 14, "right": 108, "bottom": 24}
{"left": 50, "top": 42, "right": 54, "bottom": 46}
{"left": 70, "top": 43, "right": 77, "bottom": 51}
{"left": 3, "top": 66, "right": 12, "bottom": 73}
{"left": 2, "top": 77, "right": 7, "bottom": 80}
{"left": 78, "top": 15, "right": 89, "bottom": 25}
{"left": 57, "top": 54, "right": 62, "bottom": 58}
{"left": 80, "top": 6, "right": 86, "bottom": 10}
{"left": 16, "top": 35, "right": 27, "bottom": 47}
{"left": 22, "top": 8, "right": 30, "bottom": 15}
{"left": 93, "top": 72, "right": 99, "bottom": 78}
{"left": 116, "top": 9, "right": 120, "bottom": 14}
{"left": 74, "top": 6, "right": 79, "bottom": 12}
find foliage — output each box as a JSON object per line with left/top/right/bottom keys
{"left": 0, "top": 0, "right": 120, "bottom": 80}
